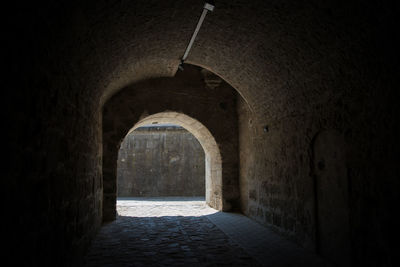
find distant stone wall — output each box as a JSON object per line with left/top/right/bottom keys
{"left": 117, "top": 126, "right": 205, "bottom": 197}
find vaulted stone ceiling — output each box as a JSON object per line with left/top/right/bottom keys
{"left": 4, "top": 1, "right": 397, "bottom": 266}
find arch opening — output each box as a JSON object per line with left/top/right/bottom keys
{"left": 102, "top": 64, "right": 240, "bottom": 222}
{"left": 125, "top": 112, "right": 223, "bottom": 209}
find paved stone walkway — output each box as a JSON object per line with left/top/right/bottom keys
{"left": 84, "top": 197, "right": 332, "bottom": 267}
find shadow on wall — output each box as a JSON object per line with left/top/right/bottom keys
{"left": 117, "top": 125, "right": 205, "bottom": 197}
{"left": 312, "top": 130, "right": 350, "bottom": 266}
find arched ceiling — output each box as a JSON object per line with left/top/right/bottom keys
{"left": 54, "top": 0, "right": 353, "bottom": 124}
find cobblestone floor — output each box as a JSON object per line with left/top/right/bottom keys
{"left": 84, "top": 197, "right": 331, "bottom": 267}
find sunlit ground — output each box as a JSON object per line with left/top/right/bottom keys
{"left": 117, "top": 197, "right": 219, "bottom": 217}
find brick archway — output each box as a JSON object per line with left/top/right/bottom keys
{"left": 129, "top": 112, "right": 223, "bottom": 209}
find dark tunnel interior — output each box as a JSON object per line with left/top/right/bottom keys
{"left": 3, "top": 0, "right": 399, "bottom": 266}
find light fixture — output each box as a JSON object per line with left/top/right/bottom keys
{"left": 178, "top": 2, "right": 215, "bottom": 71}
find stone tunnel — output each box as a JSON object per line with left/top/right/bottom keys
{"left": 4, "top": 0, "right": 398, "bottom": 266}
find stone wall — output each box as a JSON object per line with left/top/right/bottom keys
{"left": 5, "top": 1, "right": 398, "bottom": 266}
{"left": 117, "top": 126, "right": 205, "bottom": 197}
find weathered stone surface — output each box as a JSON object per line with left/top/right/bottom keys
{"left": 103, "top": 65, "right": 239, "bottom": 219}
{"left": 117, "top": 126, "right": 205, "bottom": 197}
{"left": 85, "top": 198, "right": 333, "bottom": 267}
{"left": 84, "top": 199, "right": 261, "bottom": 267}
{"left": 4, "top": 1, "right": 398, "bottom": 266}
{"left": 312, "top": 130, "right": 350, "bottom": 266}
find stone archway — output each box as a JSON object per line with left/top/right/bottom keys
{"left": 128, "top": 112, "right": 223, "bottom": 209}
{"left": 102, "top": 66, "right": 240, "bottom": 222}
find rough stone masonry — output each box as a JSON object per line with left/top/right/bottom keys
{"left": 4, "top": 1, "right": 398, "bottom": 266}
{"left": 117, "top": 126, "right": 205, "bottom": 197}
